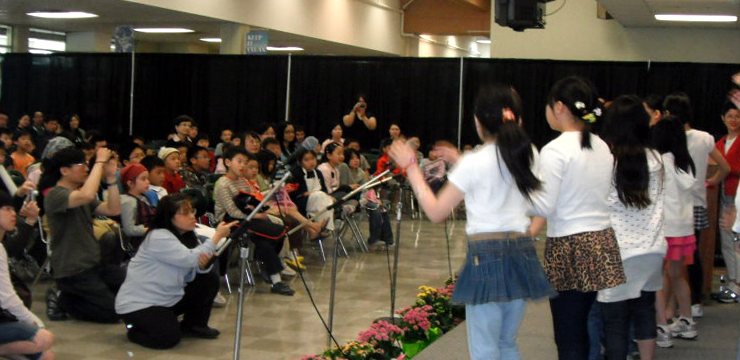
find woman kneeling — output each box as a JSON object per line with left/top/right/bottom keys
{"left": 115, "top": 194, "right": 235, "bottom": 349}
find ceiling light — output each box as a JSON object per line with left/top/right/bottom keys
{"left": 200, "top": 38, "right": 221, "bottom": 43}
{"left": 655, "top": 14, "right": 737, "bottom": 22}
{"left": 266, "top": 46, "right": 304, "bottom": 51}
{"left": 134, "top": 28, "right": 194, "bottom": 33}
{"left": 27, "top": 11, "right": 98, "bottom": 19}
{"left": 476, "top": 39, "right": 491, "bottom": 44}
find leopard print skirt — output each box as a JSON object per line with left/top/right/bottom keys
{"left": 544, "top": 228, "right": 626, "bottom": 292}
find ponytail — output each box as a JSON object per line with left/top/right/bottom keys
{"left": 497, "top": 122, "right": 542, "bottom": 200}
{"left": 475, "top": 85, "right": 542, "bottom": 200}
{"left": 548, "top": 76, "right": 604, "bottom": 150}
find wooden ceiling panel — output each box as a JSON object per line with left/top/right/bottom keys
{"left": 403, "top": 0, "right": 491, "bottom": 35}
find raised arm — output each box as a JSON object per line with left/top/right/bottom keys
{"left": 94, "top": 155, "right": 121, "bottom": 217}
{"left": 389, "top": 141, "right": 463, "bottom": 223}
{"left": 68, "top": 148, "right": 111, "bottom": 208}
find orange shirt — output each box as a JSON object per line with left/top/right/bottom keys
{"left": 11, "top": 152, "right": 35, "bottom": 178}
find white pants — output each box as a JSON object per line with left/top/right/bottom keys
{"left": 306, "top": 191, "right": 335, "bottom": 230}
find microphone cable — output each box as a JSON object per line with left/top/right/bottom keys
{"left": 271, "top": 180, "right": 348, "bottom": 358}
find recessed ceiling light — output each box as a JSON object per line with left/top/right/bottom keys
{"left": 27, "top": 11, "right": 98, "bottom": 19}
{"left": 476, "top": 39, "right": 491, "bottom": 44}
{"left": 133, "top": 28, "right": 194, "bottom": 33}
{"left": 200, "top": 38, "right": 222, "bottom": 43}
{"left": 655, "top": 14, "right": 737, "bottom": 22}
{"left": 266, "top": 46, "right": 304, "bottom": 51}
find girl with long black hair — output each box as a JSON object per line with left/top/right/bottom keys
{"left": 652, "top": 115, "right": 698, "bottom": 346}
{"left": 598, "top": 95, "right": 667, "bottom": 360}
{"left": 529, "top": 76, "right": 626, "bottom": 360}
{"left": 389, "top": 84, "right": 554, "bottom": 360}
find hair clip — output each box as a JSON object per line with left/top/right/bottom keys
{"left": 582, "top": 113, "right": 597, "bottom": 123}
{"left": 575, "top": 101, "right": 586, "bottom": 110}
{"left": 502, "top": 108, "right": 516, "bottom": 123}
{"left": 593, "top": 107, "right": 602, "bottom": 117}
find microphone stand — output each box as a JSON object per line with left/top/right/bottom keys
{"left": 389, "top": 181, "right": 407, "bottom": 324}
{"left": 226, "top": 171, "right": 293, "bottom": 360}
{"left": 284, "top": 168, "right": 392, "bottom": 347}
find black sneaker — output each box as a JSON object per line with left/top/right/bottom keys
{"left": 46, "top": 288, "right": 67, "bottom": 321}
{"left": 181, "top": 325, "right": 220, "bottom": 339}
{"left": 271, "top": 281, "right": 295, "bottom": 296}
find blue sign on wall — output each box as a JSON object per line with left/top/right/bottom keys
{"left": 246, "top": 31, "right": 268, "bottom": 55}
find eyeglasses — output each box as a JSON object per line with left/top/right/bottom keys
{"left": 68, "top": 162, "right": 89, "bottom": 168}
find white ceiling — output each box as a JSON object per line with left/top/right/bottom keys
{"left": 0, "top": 0, "right": 390, "bottom": 55}
{"left": 599, "top": 0, "right": 740, "bottom": 28}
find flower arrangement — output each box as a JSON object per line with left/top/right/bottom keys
{"left": 395, "top": 305, "right": 436, "bottom": 343}
{"left": 415, "top": 283, "right": 465, "bottom": 333}
{"left": 357, "top": 321, "right": 405, "bottom": 360}
{"left": 323, "top": 341, "right": 376, "bottom": 360}
{"left": 296, "top": 278, "right": 461, "bottom": 360}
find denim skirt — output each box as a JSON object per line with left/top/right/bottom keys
{"left": 452, "top": 236, "right": 556, "bottom": 305}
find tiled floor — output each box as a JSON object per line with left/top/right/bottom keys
{"left": 35, "top": 216, "right": 470, "bottom": 360}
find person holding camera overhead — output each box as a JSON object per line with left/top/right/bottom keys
{"left": 342, "top": 93, "right": 378, "bottom": 149}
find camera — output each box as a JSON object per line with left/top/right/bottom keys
{"left": 27, "top": 190, "right": 38, "bottom": 203}
{"left": 358, "top": 103, "right": 366, "bottom": 108}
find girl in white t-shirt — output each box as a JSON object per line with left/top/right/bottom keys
{"left": 598, "top": 95, "right": 667, "bottom": 360}
{"left": 389, "top": 84, "right": 554, "bottom": 360}
{"left": 529, "top": 76, "right": 626, "bottom": 360}
{"left": 651, "top": 115, "right": 698, "bottom": 342}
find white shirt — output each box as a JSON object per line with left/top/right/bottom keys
{"left": 447, "top": 143, "right": 536, "bottom": 235}
{"left": 662, "top": 152, "right": 696, "bottom": 237}
{"left": 529, "top": 132, "right": 613, "bottom": 237}
{"left": 608, "top": 149, "right": 667, "bottom": 260}
{"left": 0, "top": 244, "right": 44, "bottom": 327}
{"left": 726, "top": 137, "right": 736, "bottom": 153}
{"left": 685, "top": 129, "right": 715, "bottom": 208}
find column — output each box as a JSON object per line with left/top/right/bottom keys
{"left": 220, "top": 23, "right": 250, "bottom": 54}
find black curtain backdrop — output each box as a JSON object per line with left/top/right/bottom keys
{"left": 132, "top": 54, "right": 288, "bottom": 142}
{"left": 0, "top": 53, "right": 131, "bottom": 140}
{"left": 1, "top": 53, "right": 738, "bottom": 150}
{"left": 290, "top": 56, "right": 460, "bottom": 150}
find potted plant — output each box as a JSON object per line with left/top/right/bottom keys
{"left": 395, "top": 305, "right": 441, "bottom": 358}
{"left": 357, "top": 321, "right": 405, "bottom": 360}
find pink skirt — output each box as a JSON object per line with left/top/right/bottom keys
{"left": 665, "top": 235, "right": 697, "bottom": 265}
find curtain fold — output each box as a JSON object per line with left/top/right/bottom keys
{"left": 1, "top": 53, "right": 736, "bottom": 150}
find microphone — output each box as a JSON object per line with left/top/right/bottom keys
{"left": 281, "top": 136, "right": 320, "bottom": 168}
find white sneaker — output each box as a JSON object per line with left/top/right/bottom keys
{"left": 669, "top": 316, "right": 697, "bottom": 339}
{"left": 281, "top": 261, "right": 297, "bottom": 277}
{"left": 656, "top": 324, "right": 673, "bottom": 348}
{"left": 212, "top": 291, "right": 227, "bottom": 308}
{"left": 691, "top": 304, "right": 704, "bottom": 318}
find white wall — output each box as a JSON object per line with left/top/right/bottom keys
{"left": 491, "top": 0, "right": 740, "bottom": 63}
{"left": 415, "top": 35, "right": 490, "bottom": 58}
{"left": 122, "top": 0, "right": 406, "bottom": 55}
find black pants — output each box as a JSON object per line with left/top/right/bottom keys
{"left": 688, "top": 228, "right": 703, "bottom": 304}
{"left": 252, "top": 236, "right": 284, "bottom": 275}
{"left": 549, "top": 290, "right": 596, "bottom": 360}
{"left": 120, "top": 270, "right": 219, "bottom": 349}
{"left": 56, "top": 264, "right": 125, "bottom": 323}
{"left": 601, "top": 291, "right": 657, "bottom": 360}
{"left": 367, "top": 204, "right": 392, "bottom": 243}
